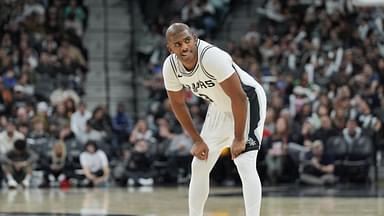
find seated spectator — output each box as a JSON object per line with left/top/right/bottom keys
{"left": 64, "top": 0, "right": 86, "bottom": 28}
{"left": 311, "top": 115, "right": 338, "bottom": 148}
{"left": 32, "top": 101, "right": 50, "bottom": 131}
{"left": 0, "top": 78, "right": 13, "bottom": 115}
{"left": 1, "top": 139, "right": 37, "bottom": 188}
{"left": 0, "top": 120, "right": 25, "bottom": 155}
{"left": 49, "top": 102, "right": 71, "bottom": 136}
{"left": 112, "top": 102, "right": 133, "bottom": 143}
{"left": 126, "top": 139, "right": 154, "bottom": 186}
{"left": 71, "top": 101, "right": 91, "bottom": 138}
{"left": 88, "top": 105, "right": 113, "bottom": 137}
{"left": 76, "top": 120, "right": 106, "bottom": 145}
{"left": 342, "top": 118, "right": 362, "bottom": 147}
{"left": 299, "top": 140, "right": 337, "bottom": 186}
{"left": 15, "top": 106, "right": 32, "bottom": 128}
{"left": 40, "top": 141, "right": 73, "bottom": 187}
{"left": 129, "top": 119, "right": 156, "bottom": 144}
{"left": 26, "top": 118, "right": 51, "bottom": 164}
{"left": 13, "top": 84, "right": 33, "bottom": 109}
{"left": 79, "top": 140, "right": 109, "bottom": 187}
{"left": 264, "top": 117, "right": 298, "bottom": 184}
{"left": 165, "top": 129, "right": 193, "bottom": 183}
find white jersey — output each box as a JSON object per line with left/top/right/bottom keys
{"left": 163, "top": 39, "right": 263, "bottom": 113}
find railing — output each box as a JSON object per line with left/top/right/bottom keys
{"left": 102, "top": 0, "right": 110, "bottom": 110}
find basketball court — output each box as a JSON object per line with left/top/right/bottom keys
{"left": 0, "top": 186, "right": 383, "bottom": 216}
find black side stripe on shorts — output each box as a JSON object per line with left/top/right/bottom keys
{"left": 200, "top": 46, "right": 216, "bottom": 80}
{"left": 232, "top": 65, "right": 260, "bottom": 151}
{"left": 242, "top": 83, "right": 261, "bottom": 151}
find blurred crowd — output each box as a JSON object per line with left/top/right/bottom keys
{"left": 241, "top": 0, "right": 384, "bottom": 185}
{"left": 1, "top": 0, "right": 383, "bottom": 189}
{"left": 139, "top": 0, "right": 384, "bottom": 186}
{"left": 0, "top": 0, "right": 95, "bottom": 188}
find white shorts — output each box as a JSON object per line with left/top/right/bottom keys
{"left": 200, "top": 84, "right": 267, "bottom": 153}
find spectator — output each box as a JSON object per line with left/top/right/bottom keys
{"left": 26, "top": 118, "right": 51, "bottom": 162}
{"left": 311, "top": 115, "right": 338, "bottom": 148}
{"left": 112, "top": 102, "right": 133, "bottom": 149}
{"left": 13, "top": 84, "right": 33, "bottom": 109}
{"left": 76, "top": 120, "right": 106, "bottom": 145}
{"left": 63, "top": 0, "right": 86, "bottom": 28}
{"left": 126, "top": 139, "right": 154, "bottom": 186}
{"left": 342, "top": 118, "right": 363, "bottom": 147}
{"left": 0, "top": 78, "right": 13, "bottom": 115}
{"left": 165, "top": 129, "right": 193, "bottom": 182}
{"left": 49, "top": 102, "right": 71, "bottom": 136}
{"left": 88, "top": 105, "right": 113, "bottom": 137}
{"left": 1, "top": 139, "right": 37, "bottom": 188}
{"left": 0, "top": 120, "right": 25, "bottom": 155}
{"left": 264, "top": 117, "right": 298, "bottom": 184}
{"left": 79, "top": 140, "right": 109, "bottom": 187}
{"left": 70, "top": 101, "right": 91, "bottom": 138}
{"left": 40, "top": 141, "right": 73, "bottom": 187}
{"left": 129, "top": 119, "right": 156, "bottom": 144}
{"left": 299, "top": 140, "right": 337, "bottom": 186}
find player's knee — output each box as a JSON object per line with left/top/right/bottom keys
{"left": 191, "top": 159, "right": 210, "bottom": 175}
{"left": 234, "top": 152, "right": 257, "bottom": 172}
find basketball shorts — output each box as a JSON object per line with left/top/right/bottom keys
{"left": 200, "top": 84, "right": 267, "bottom": 153}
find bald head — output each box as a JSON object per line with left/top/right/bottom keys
{"left": 165, "top": 23, "right": 198, "bottom": 68}
{"left": 166, "top": 23, "right": 192, "bottom": 41}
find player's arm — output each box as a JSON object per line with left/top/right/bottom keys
{"left": 167, "top": 90, "right": 203, "bottom": 143}
{"left": 163, "top": 57, "right": 208, "bottom": 160}
{"left": 167, "top": 90, "right": 209, "bottom": 160}
{"left": 220, "top": 73, "right": 247, "bottom": 141}
{"left": 201, "top": 47, "right": 248, "bottom": 159}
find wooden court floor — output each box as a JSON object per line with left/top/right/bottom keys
{"left": 0, "top": 186, "right": 383, "bottom": 216}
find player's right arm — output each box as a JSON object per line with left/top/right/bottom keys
{"left": 163, "top": 56, "right": 208, "bottom": 160}
{"left": 166, "top": 90, "right": 201, "bottom": 143}
{"left": 167, "top": 90, "right": 209, "bottom": 160}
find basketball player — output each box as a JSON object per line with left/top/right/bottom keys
{"left": 162, "top": 23, "right": 267, "bottom": 216}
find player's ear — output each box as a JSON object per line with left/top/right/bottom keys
{"left": 167, "top": 45, "right": 173, "bottom": 53}
{"left": 193, "top": 33, "right": 198, "bottom": 44}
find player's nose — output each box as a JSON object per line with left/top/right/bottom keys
{"left": 181, "top": 43, "right": 189, "bottom": 51}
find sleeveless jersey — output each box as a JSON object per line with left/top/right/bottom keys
{"left": 163, "top": 39, "right": 263, "bottom": 113}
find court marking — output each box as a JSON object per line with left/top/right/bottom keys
{"left": 0, "top": 213, "right": 140, "bottom": 216}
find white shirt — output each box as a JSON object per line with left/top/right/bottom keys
{"left": 0, "top": 131, "right": 25, "bottom": 154}
{"left": 71, "top": 110, "right": 91, "bottom": 136}
{"left": 163, "top": 39, "right": 261, "bottom": 113}
{"left": 80, "top": 150, "right": 108, "bottom": 173}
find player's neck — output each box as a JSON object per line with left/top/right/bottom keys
{"left": 181, "top": 56, "right": 198, "bottom": 71}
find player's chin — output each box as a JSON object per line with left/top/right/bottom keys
{"left": 180, "top": 55, "right": 189, "bottom": 61}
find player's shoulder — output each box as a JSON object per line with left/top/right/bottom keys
{"left": 162, "top": 54, "right": 179, "bottom": 80}
{"left": 199, "top": 40, "right": 231, "bottom": 65}
{"left": 163, "top": 54, "right": 177, "bottom": 71}
{"left": 163, "top": 54, "right": 175, "bottom": 64}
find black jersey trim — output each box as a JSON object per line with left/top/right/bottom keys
{"left": 199, "top": 45, "right": 216, "bottom": 80}
{"left": 174, "top": 39, "right": 202, "bottom": 77}
{"left": 169, "top": 55, "right": 179, "bottom": 79}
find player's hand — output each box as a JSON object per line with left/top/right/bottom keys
{"left": 231, "top": 138, "right": 246, "bottom": 160}
{"left": 190, "top": 140, "right": 209, "bottom": 160}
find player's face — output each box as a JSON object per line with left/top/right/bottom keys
{"left": 167, "top": 30, "right": 198, "bottom": 66}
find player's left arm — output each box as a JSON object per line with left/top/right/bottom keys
{"left": 220, "top": 73, "right": 248, "bottom": 159}
{"left": 202, "top": 47, "right": 248, "bottom": 159}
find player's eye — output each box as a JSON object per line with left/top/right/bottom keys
{"left": 174, "top": 42, "right": 181, "bottom": 47}
{"left": 184, "top": 38, "right": 190, "bottom": 43}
